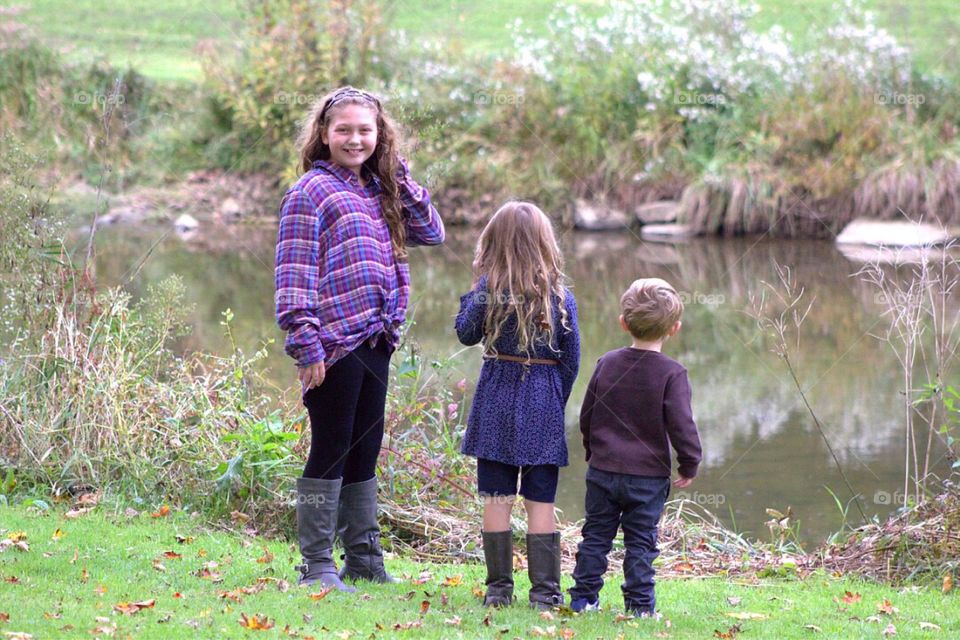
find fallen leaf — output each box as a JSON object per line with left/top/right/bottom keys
{"left": 7, "top": 532, "right": 26, "bottom": 543}
{"left": 444, "top": 616, "right": 461, "bottom": 626}
{"left": 482, "top": 613, "right": 492, "bottom": 626}
{"left": 256, "top": 548, "right": 274, "bottom": 564}
{"left": 472, "top": 587, "right": 485, "bottom": 599}
{"left": 877, "top": 600, "right": 898, "bottom": 616}
{"left": 152, "top": 560, "right": 166, "bottom": 572}
{"left": 123, "top": 508, "right": 139, "bottom": 518}
{"left": 531, "top": 625, "right": 556, "bottom": 637}
{"left": 0, "top": 612, "right": 8, "bottom": 622}
{"left": 559, "top": 629, "right": 576, "bottom": 640}
{"left": 672, "top": 561, "right": 695, "bottom": 573}
{"left": 540, "top": 611, "right": 555, "bottom": 621}
{"left": 113, "top": 599, "right": 155, "bottom": 615}
{"left": 804, "top": 624, "right": 822, "bottom": 632}
{"left": 441, "top": 574, "right": 462, "bottom": 587}
{"left": 392, "top": 620, "right": 422, "bottom": 630}
{"left": 151, "top": 505, "right": 170, "bottom": 518}
{"left": 51, "top": 529, "right": 65, "bottom": 541}
{"left": 726, "top": 596, "right": 742, "bottom": 606}
{"left": 411, "top": 570, "right": 432, "bottom": 585}
{"left": 943, "top": 575, "right": 953, "bottom": 595}
{"left": 614, "top": 613, "right": 634, "bottom": 623}
{"left": 94, "top": 585, "right": 107, "bottom": 596}
{"left": 840, "top": 591, "right": 862, "bottom": 604}
{"left": 2, "top": 632, "right": 33, "bottom": 640}
{"left": 173, "top": 592, "right": 183, "bottom": 599}
{"left": 219, "top": 589, "right": 244, "bottom": 603}
{"left": 69, "top": 549, "right": 78, "bottom": 564}
{"left": 162, "top": 551, "right": 182, "bottom": 560}
{"left": 726, "top": 612, "right": 768, "bottom": 620}
{"left": 64, "top": 506, "right": 93, "bottom": 519}
{"left": 919, "top": 622, "right": 941, "bottom": 631}
{"left": 714, "top": 624, "right": 742, "bottom": 639}
{"left": 76, "top": 491, "right": 101, "bottom": 506}
{"left": 176, "top": 535, "right": 194, "bottom": 544}
{"left": 440, "top": 591, "right": 449, "bottom": 606}
{"left": 882, "top": 623, "right": 897, "bottom": 637}
{"left": 308, "top": 588, "right": 332, "bottom": 601}
{"left": 238, "top": 613, "right": 274, "bottom": 630}
{"left": 419, "top": 600, "right": 430, "bottom": 616}
{"left": 80, "top": 567, "right": 89, "bottom": 583}
{"left": 4, "top": 576, "right": 19, "bottom": 584}
{"left": 230, "top": 510, "right": 250, "bottom": 524}
{"left": 397, "top": 591, "right": 416, "bottom": 601}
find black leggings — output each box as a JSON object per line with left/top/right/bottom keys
{"left": 302, "top": 337, "right": 393, "bottom": 483}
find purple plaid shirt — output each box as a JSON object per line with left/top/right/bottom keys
{"left": 275, "top": 158, "right": 444, "bottom": 367}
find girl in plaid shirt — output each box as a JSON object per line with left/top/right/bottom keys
{"left": 275, "top": 86, "right": 444, "bottom": 591}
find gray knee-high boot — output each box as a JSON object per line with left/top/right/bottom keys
{"left": 295, "top": 477, "right": 355, "bottom": 592}
{"left": 336, "top": 477, "right": 398, "bottom": 583}
{"left": 482, "top": 530, "right": 515, "bottom": 607}
{"left": 527, "top": 532, "right": 564, "bottom": 609}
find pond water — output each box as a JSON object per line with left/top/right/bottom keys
{"left": 91, "top": 223, "right": 954, "bottom": 546}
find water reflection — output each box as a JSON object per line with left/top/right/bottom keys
{"left": 90, "top": 224, "right": 955, "bottom": 544}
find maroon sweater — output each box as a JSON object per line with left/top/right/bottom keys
{"left": 580, "top": 347, "right": 702, "bottom": 478}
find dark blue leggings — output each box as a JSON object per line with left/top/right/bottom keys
{"left": 301, "top": 337, "right": 392, "bottom": 483}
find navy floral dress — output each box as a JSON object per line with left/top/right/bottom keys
{"left": 455, "top": 276, "right": 580, "bottom": 467}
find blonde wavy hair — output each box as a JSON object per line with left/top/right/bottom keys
{"left": 296, "top": 86, "right": 408, "bottom": 261}
{"left": 473, "top": 201, "right": 570, "bottom": 356}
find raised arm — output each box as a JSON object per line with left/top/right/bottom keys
{"left": 396, "top": 156, "right": 444, "bottom": 246}
{"left": 663, "top": 369, "right": 703, "bottom": 479}
{"left": 558, "top": 292, "right": 581, "bottom": 403}
{"left": 275, "top": 186, "right": 325, "bottom": 366}
{"left": 454, "top": 275, "right": 488, "bottom": 346}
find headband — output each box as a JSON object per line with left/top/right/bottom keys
{"left": 320, "top": 87, "right": 381, "bottom": 120}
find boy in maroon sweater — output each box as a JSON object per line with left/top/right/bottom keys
{"left": 569, "top": 278, "right": 702, "bottom": 616}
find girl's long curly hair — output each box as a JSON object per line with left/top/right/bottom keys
{"left": 297, "top": 86, "right": 407, "bottom": 261}
{"left": 473, "top": 201, "right": 570, "bottom": 356}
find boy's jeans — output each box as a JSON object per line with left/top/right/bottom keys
{"left": 570, "top": 467, "right": 670, "bottom": 613}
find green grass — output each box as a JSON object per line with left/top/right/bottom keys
{"left": 10, "top": 0, "right": 960, "bottom": 82}
{"left": 0, "top": 504, "right": 956, "bottom": 639}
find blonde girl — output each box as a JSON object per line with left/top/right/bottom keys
{"left": 455, "top": 201, "right": 580, "bottom": 609}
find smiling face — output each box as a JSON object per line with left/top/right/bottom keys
{"left": 320, "top": 103, "right": 379, "bottom": 175}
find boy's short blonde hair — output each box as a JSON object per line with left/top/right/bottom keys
{"left": 620, "top": 278, "right": 683, "bottom": 341}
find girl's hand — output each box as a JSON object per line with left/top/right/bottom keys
{"left": 672, "top": 475, "right": 693, "bottom": 488}
{"left": 299, "top": 361, "right": 326, "bottom": 393}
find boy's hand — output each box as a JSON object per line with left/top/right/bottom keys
{"left": 672, "top": 475, "right": 693, "bottom": 489}
{"left": 299, "top": 361, "right": 326, "bottom": 393}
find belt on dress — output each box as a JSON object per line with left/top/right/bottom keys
{"left": 486, "top": 354, "right": 560, "bottom": 366}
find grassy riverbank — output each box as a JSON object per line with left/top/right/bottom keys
{"left": 1, "top": 503, "right": 957, "bottom": 639}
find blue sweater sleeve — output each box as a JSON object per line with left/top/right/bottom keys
{"left": 455, "top": 276, "right": 488, "bottom": 346}
{"left": 558, "top": 291, "right": 581, "bottom": 403}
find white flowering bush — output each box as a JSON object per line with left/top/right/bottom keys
{"left": 499, "top": 0, "right": 960, "bottom": 218}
